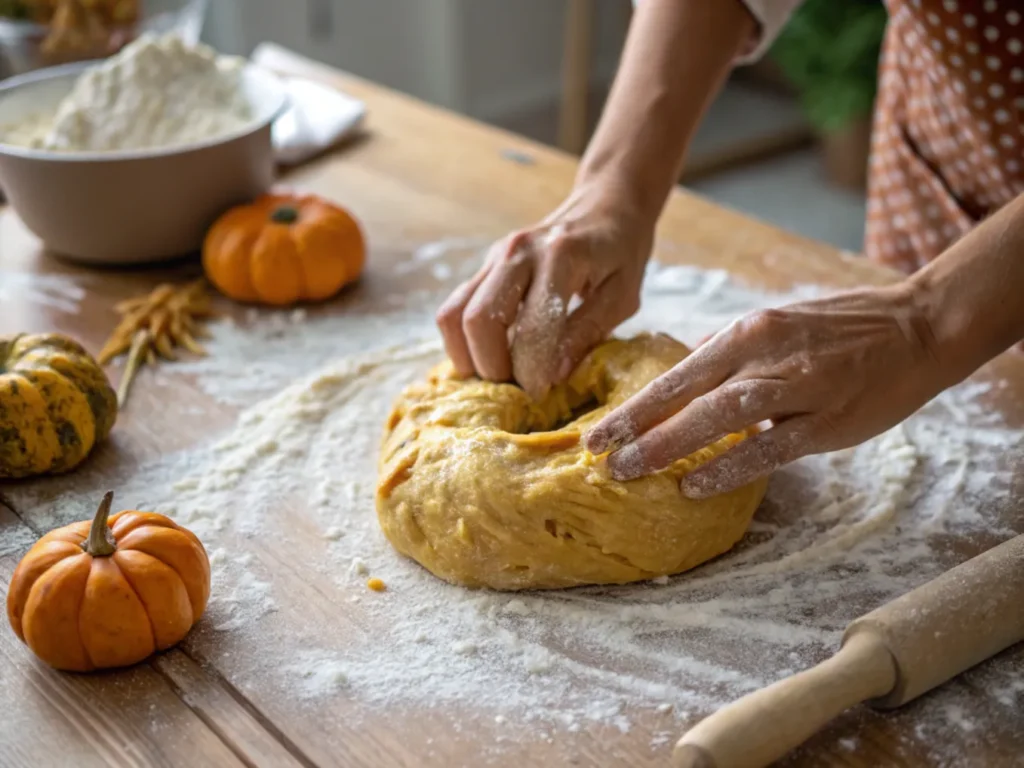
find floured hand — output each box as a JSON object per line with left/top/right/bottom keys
{"left": 584, "top": 284, "right": 952, "bottom": 498}
{"left": 435, "top": 182, "right": 653, "bottom": 398}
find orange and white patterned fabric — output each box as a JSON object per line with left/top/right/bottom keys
{"left": 865, "top": 0, "right": 1024, "bottom": 272}
{"left": 736, "top": 0, "right": 1024, "bottom": 272}
{"left": 637, "top": 0, "right": 1024, "bottom": 271}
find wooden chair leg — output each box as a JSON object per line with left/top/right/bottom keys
{"left": 558, "top": 0, "right": 594, "bottom": 155}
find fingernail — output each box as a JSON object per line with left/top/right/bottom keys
{"left": 585, "top": 419, "right": 633, "bottom": 455}
{"left": 680, "top": 470, "right": 719, "bottom": 500}
{"left": 525, "top": 380, "right": 550, "bottom": 401}
{"left": 558, "top": 356, "right": 574, "bottom": 381}
{"left": 607, "top": 443, "right": 643, "bottom": 482}
{"left": 583, "top": 427, "right": 606, "bottom": 454}
{"left": 584, "top": 426, "right": 617, "bottom": 455}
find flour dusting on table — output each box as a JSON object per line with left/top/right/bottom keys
{"left": 0, "top": 271, "right": 84, "bottom": 315}
{"left": 5, "top": 242, "right": 1022, "bottom": 763}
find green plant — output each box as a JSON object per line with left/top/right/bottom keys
{"left": 0, "top": 1, "right": 32, "bottom": 19}
{"left": 770, "top": 0, "right": 888, "bottom": 134}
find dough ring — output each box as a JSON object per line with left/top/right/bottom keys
{"left": 376, "top": 333, "right": 768, "bottom": 590}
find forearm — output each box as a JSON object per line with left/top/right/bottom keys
{"left": 576, "top": 0, "right": 755, "bottom": 225}
{"left": 908, "top": 193, "right": 1024, "bottom": 384}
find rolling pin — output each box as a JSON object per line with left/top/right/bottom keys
{"left": 674, "top": 534, "right": 1024, "bottom": 768}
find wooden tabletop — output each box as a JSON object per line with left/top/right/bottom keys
{"left": 1, "top": 45, "right": 1022, "bottom": 768}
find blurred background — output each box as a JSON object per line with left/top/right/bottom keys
{"left": 1, "top": 0, "right": 888, "bottom": 253}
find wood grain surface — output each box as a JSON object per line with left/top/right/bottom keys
{"left": 1, "top": 45, "right": 1021, "bottom": 768}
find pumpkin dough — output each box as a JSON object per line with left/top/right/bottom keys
{"left": 376, "top": 333, "right": 768, "bottom": 590}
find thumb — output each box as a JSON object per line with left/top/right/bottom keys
{"left": 510, "top": 301, "right": 568, "bottom": 399}
{"left": 511, "top": 239, "right": 585, "bottom": 398}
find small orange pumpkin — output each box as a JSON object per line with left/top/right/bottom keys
{"left": 6, "top": 492, "right": 210, "bottom": 672}
{"left": 202, "top": 193, "right": 366, "bottom": 306}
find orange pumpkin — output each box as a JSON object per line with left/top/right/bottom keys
{"left": 202, "top": 193, "right": 366, "bottom": 306}
{"left": 6, "top": 492, "right": 210, "bottom": 672}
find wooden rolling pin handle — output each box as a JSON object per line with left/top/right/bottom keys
{"left": 672, "top": 632, "right": 898, "bottom": 768}
{"left": 845, "top": 533, "right": 1024, "bottom": 710}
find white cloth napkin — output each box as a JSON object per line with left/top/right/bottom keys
{"left": 271, "top": 74, "right": 367, "bottom": 166}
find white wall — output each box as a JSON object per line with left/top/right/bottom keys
{"left": 203, "top": 0, "right": 630, "bottom": 125}
{"left": 460, "top": 0, "right": 628, "bottom": 122}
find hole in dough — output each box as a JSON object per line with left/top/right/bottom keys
{"left": 544, "top": 395, "right": 599, "bottom": 432}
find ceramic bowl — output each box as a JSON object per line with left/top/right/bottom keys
{"left": 0, "top": 59, "right": 287, "bottom": 264}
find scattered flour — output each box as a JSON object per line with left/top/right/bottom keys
{"left": 0, "top": 516, "right": 37, "bottom": 558}
{"left": 0, "top": 271, "right": 85, "bottom": 315}
{"left": 991, "top": 676, "right": 1024, "bottom": 708}
{"left": 649, "top": 731, "right": 674, "bottom": 748}
{"left": 287, "top": 650, "right": 349, "bottom": 700}
{"left": 4, "top": 240, "right": 1022, "bottom": 763}
{"left": 407, "top": 237, "right": 490, "bottom": 269}
{"left": 204, "top": 548, "right": 278, "bottom": 632}
{"left": 938, "top": 704, "right": 977, "bottom": 733}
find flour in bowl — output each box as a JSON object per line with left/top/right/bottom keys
{"left": 15, "top": 34, "right": 252, "bottom": 152}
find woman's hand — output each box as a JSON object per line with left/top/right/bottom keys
{"left": 584, "top": 284, "right": 950, "bottom": 498}
{"left": 435, "top": 183, "right": 654, "bottom": 397}
{"left": 435, "top": 0, "right": 759, "bottom": 398}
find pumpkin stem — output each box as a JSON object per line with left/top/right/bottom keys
{"left": 270, "top": 206, "right": 299, "bottom": 224}
{"left": 83, "top": 491, "right": 117, "bottom": 557}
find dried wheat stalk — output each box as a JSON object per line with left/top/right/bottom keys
{"left": 99, "top": 280, "right": 216, "bottom": 406}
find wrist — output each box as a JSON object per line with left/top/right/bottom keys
{"left": 903, "top": 266, "right": 981, "bottom": 392}
{"left": 888, "top": 277, "right": 951, "bottom": 380}
{"left": 575, "top": 97, "right": 693, "bottom": 228}
{"left": 574, "top": 0, "right": 754, "bottom": 230}
{"left": 903, "top": 245, "right": 1024, "bottom": 386}
{"left": 567, "top": 165, "right": 663, "bottom": 235}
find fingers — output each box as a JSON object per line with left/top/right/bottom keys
{"left": 680, "top": 416, "right": 816, "bottom": 499}
{"left": 463, "top": 238, "right": 535, "bottom": 381}
{"left": 436, "top": 234, "right": 536, "bottom": 382}
{"left": 511, "top": 235, "right": 582, "bottom": 397}
{"left": 437, "top": 220, "right": 643, "bottom": 392}
{"left": 584, "top": 338, "right": 732, "bottom": 455}
{"left": 604, "top": 378, "right": 794, "bottom": 481}
{"left": 436, "top": 267, "right": 490, "bottom": 377}
{"left": 557, "top": 274, "right": 640, "bottom": 381}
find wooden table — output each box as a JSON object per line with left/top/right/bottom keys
{"left": 1, "top": 46, "right": 1022, "bottom": 768}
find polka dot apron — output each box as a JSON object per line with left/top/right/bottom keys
{"left": 866, "top": 0, "right": 1024, "bottom": 272}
